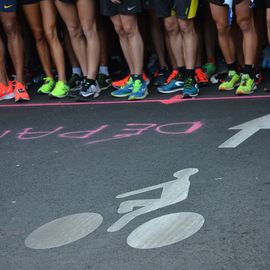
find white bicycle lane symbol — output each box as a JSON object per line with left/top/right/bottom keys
{"left": 25, "top": 168, "right": 204, "bottom": 250}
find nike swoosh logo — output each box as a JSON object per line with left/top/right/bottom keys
{"left": 175, "top": 81, "right": 184, "bottom": 87}
{"left": 4, "top": 5, "right": 13, "bottom": 8}
{"left": 127, "top": 6, "right": 136, "bottom": 11}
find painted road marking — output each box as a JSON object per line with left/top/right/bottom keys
{"left": 219, "top": 114, "right": 270, "bottom": 148}
{"left": 1, "top": 95, "right": 270, "bottom": 108}
{"left": 25, "top": 169, "right": 204, "bottom": 250}
{"left": 25, "top": 213, "right": 103, "bottom": 249}
{"left": 127, "top": 212, "right": 204, "bottom": 249}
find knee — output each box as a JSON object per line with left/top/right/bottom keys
{"left": 113, "top": 23, "right": 126, "bottom": 37}
{"left": 68, "top": 24, "right": 83, "bottom": 39}
{"left": 237, "top": 17, "right": 253, "bottom": 32}
{"left": 44, "top": 28, "right": 57, "bottom": 42}
{"left": 178, "top": 20, "right": 194, "bottom": 34}
{"left": 164, "top": 19, "right": 179, "bottom": 35}
{"left": 82, "top": 22, "right": 97, "bottom": 38}
{"left": 215, "top": 20, "right": 230, "bottom": 35}
{"left": 3, "top": 21, "right": 18, "bottom": 37}
{"left": 122, "top": 22, "right": 137, "bottom": 37}
{"left": 32, "top": 29, "right": 45, "bottom": 43}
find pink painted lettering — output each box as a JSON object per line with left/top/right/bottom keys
{"left": 0, "top": 130, "right": 11, "bottom": 139}
{"left": 58, "top": 125, "right": 109, "bottom": 139}
{"left": 17, "top": 127, "right": 64, "bottom": 140}
{"left": 156, "top": 122, "right": 202, "bottom": 135}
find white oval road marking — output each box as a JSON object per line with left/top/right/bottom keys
{"left": 127, "top": 212, "right": 204, "bottom": 249}
{"left": 25, "top": 213, "right": 103, "bottom": 249}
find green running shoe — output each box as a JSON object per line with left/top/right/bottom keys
{"left": 219, "top": 70, "right": 240, "bottom": 91}
{"left": 37, "top": 77, "right": 55, "bottom": 94}
{"left": 50, "top": 81, "right": 70, "bottom": 98}
{"left": 128, "top": 79, "right": 148, "bottom": 100}
{"left": 236, "top": 74, "right": 256, "bottom": 95}
{"left": 203, "top": 63, "right": 216, "bottom": 78}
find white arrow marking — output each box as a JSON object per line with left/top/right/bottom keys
{"left": 219, "top": 114, "right": 270, "bottom": 148}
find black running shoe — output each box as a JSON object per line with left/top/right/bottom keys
{"left": 68, "top": 73, "right": 81, "bottom": 89}
{"left": 77, "top": 79, "right": 100, "bottom": 101}
{"left": 97, "top": 73, "right": 112, "bottom": 90}
{"left": 68, "top": 77, "right": 84, "bottom": 98}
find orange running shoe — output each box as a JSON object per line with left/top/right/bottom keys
{"left": 13, "top": 81, "right": 30, "bottom": 102}
{"left": 112, "top": 74, "right": 130, "bottom": 89}
{"left": 195, "top": 68, "right": 209, "bottom": 86}
{"left": 166, "top": 69, "right": 179, "bottom": 84}
{"left": 0, "top": 82, "right": 14, "bottom": 101}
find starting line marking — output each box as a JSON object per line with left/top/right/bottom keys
{"left": 0, "top": 95, "right": 270, "bottom": 108}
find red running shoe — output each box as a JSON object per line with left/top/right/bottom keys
{"left": 0, "top": 82, "right": 14, "bottom": 101}
{"left": 13, "top": 81, "right": 30, "bottom": 102}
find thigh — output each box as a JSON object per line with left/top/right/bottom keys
{"left": 174, "top": 0, "right": 198, "bottom": 19}
{"left": 55, "top": 0, "right": 80, "bottom": 29}
{"left": 235, "top": 0, "right": 252, "bottom": 19}
{"left": 40, "top": 0, "right": 57, "bottom": 30}
{"left": 22, "top": 2, "right": 43, "bottom": 32}
{"left": 210, "top": 2, "right": 229, "bottom": 25}
{"left": 76, "top": 0, "right": 96, "bottom": 27}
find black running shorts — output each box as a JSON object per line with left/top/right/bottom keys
{"left": 209, "top": 0, "right": 244, "bottom": 6}
{"left": 100, "top": 0, "right": 142, "bottom": 16}
{"left": 143, "top": 0, "right": 155, "bottom": 9}
{"left": 0, "top": 0, "right": 16, "bottom": 11}
{"left": 154, "top": 0, "right": 198, "bottom": 19}
{"left": 265, "top": 0, "right": 270, "bottom": 8}
{"left": 20, "top": 0, "right": 40, "bottom": 5}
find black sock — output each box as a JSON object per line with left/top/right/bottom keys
{"left": 85, "top": 78, "right": 96, "bottom": 85}
{"left": 227, "top": 62, "right": 238, "bottom": 72}
{"left": 132, "top": 74, "right": 143, "bottom": 82}
{"left": 177, "top": 66, "right": 186, "bottom": 76}
{"left": 243, "top": 64, "right": 253, "bottom": 78}
{"left": 185, "top": 69, "right": 195, "bottom": 79}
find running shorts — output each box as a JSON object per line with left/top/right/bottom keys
{"left": 265, "top": 0, "right": 270, "bottom": 8}
{"left": 209, "top": 0, "right": 245, "bottom": 6}
{"left": 0, "top": 0, "right": 16, "bottom": 11}
{"left": 100, "top": 0, "right": 142, "bottom": 16}
{"left": 154, "top": 0, "right": 198, "bottom": 19}
{"left": 20, "top": 0, "right": 40, "bottom": 5}
{"left": 143, "top": 0, "right": 155, "bottom": 9}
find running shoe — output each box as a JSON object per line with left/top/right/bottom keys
{"left": 37, "top": 77, "right": 55, "bottom": 94}
{"left": 0, "top": 82, "right": 14, "bottom": 101}
{"left": 111, "top": 77, "right": 133, "bottom": 97}
{"left": 128, "top": 79, "right": 148, "bottom": 100}
{"left": 236, "top": 74, "right": 256, "bottom": 95}
{"left": 112, "top": 74, "right": 130, "bottom": 89}
{"left": 13, "top": 81, "right": 30, "bottom": 102}
{"left": 182, "top": 77, "right": 199, "bottom": 98}
{"left": 153, "top": 67, "right": 171, "bottom": 86}
{"left": 195, "top": 67, "right": 209, "bottom": 86}
{"left": 50, "top": 81, "right": 70, "bottom": 98}
{"left": 68, "top": 77, "right": 84, "bottom": 98}
{"left": 97, "top": 73, "right": 112, "bottom": 90}
{"left": 157, "top": 70, "right": 184, "bottom": 94}
{"left": 219, "top": 70, "right": 240, "bottom": 91}
{"left": 68, "top": 73, "right": 81, "bottom": 90}
{"left": 77, "top": 80, "right": 100, "bottom": 101}
{"left": 202, "top": 63, "right": 216, "bottom": 78}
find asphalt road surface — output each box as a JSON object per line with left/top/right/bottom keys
{"left": 1, "top": 82, "right": 270, "bottom": 270}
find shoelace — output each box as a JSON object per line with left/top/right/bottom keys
{"left": 166, "top": 70, "right": 178, "bottom": 84}
{"left": 196, "top": 69, "right": 208, "bottom": 81}
{"left": 184, "top": 78, "right": 194, "bottom": 89}
{"left": 224, "top": 71, "right": 236, "bottom": 82}
{"left": 240, "top": 75, "right": 248, "bottom": 86}
{"left": 132, "top": 80, "right": 142, "bottom": 93}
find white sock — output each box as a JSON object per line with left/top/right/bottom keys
{"left": 72, "top": 67, "right": 82, "bottom": 76}
{"left": 99, "top": 66, "right": 109, "bottom": 76}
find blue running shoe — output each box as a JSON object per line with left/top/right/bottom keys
{"left": 128, "top": 79, "right": 148, "bottom": 100}
{"left": 157, "top": 69, "right": 184, "bottom": 94}
{"left": 111, "top": 77, "right": 133, "bottom": 97}
{"left": 182, "top": 77, "right": 199, "bottom": 98}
